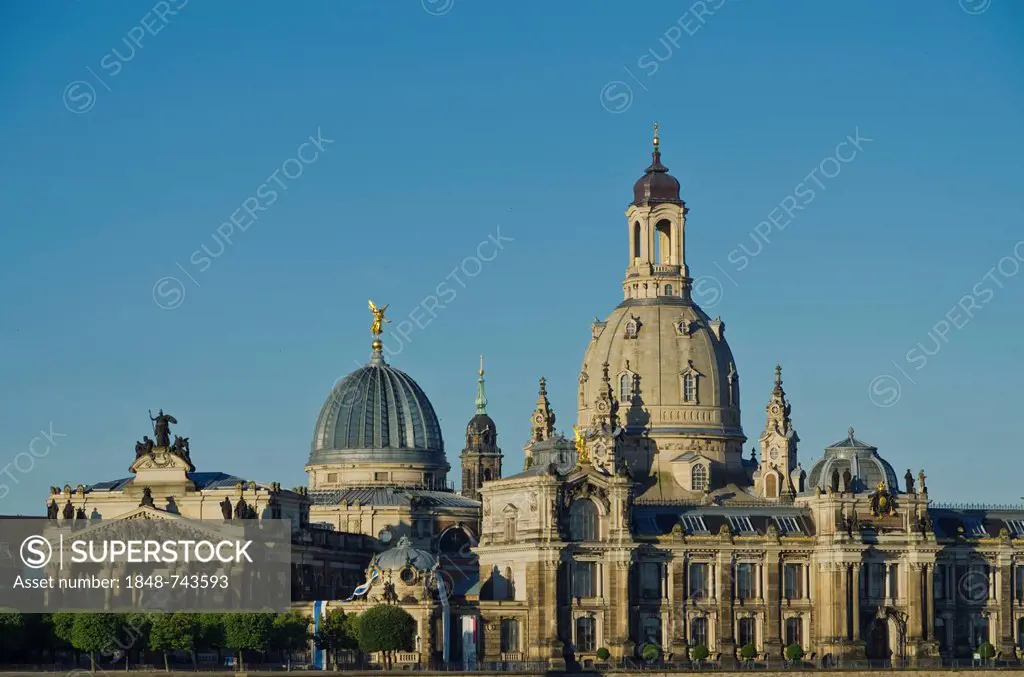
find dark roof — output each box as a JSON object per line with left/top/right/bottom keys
{"left": 929, "top": 507, "right": 1024, "bottom": 540}
{"left": 309, "top": 486, "right": 480, "bottom": 508}
{"left": 87, "top": 472, "right": 268, "bottom": 493}
{"left": 632, "top": 148, "right": 682, "bottom": 206}
{"left": 632, "top": 506, "right": 815, "bottom": 537}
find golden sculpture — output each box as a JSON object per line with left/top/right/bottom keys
{"left": 368, "top": 300, "right": 390, "bottom": 338}
{"left": 573, "top": 425, "right": 590, "bottom": 464}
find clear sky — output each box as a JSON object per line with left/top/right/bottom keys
{"left": 1, "top": 0, "right": 1022, "bottom": 514}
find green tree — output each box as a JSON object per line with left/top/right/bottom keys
{"left": 784, "top": 642, "right": 804, "bottom": 662}
{"left": 0, "top": 613, "right": 25, "bottom": 663}
{"left": 223, "top": 613, "right": 275, "bottom": 671}
{"left": 358, "top": 605, "right": 415, "bottom": 669}
{"left": 689, "top": 644, "right": 709, "bottom": 664}
{"left": 641, "top": 643, "right": 659, "bottom": 661}
{"left": 977, "top": 641, "right": 996, "bottom": 663}
{"left": 271, "top": 612, "right": 311, "bottom": 670}
{"left": 70, "top": 614, "right": 120, "bottom": 673}
{"left": 596, "top": 647, "right": 610, "bottom": 661}
{"left": 314, "top": 610, "right": 357, "bottom": 669}
{"left": 117, "top": 612, "right": 154, "bottom": 670}
{"left": 149, "top": 613, "right": 201, "bottom": 672}
{"left": 740, "top": 643, "right": 757, "bottom": 661}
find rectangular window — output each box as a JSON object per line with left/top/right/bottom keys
{"left": 785, "top": 618, "right": 802, "bottom": 648}
{"left": 326, "top": 472, "right": 338, "bottom": 483}
{"left": 889, "top": 563, "right": 898, "bottom": 599}
{"left": 573, "top": 561, "right": 597, "bottom": 599}
{"left": 374, "top": 471, "right": 389, "bottom": 482}
{"left": 1006, "top": 519, "right": 1024, "bottom": 538}
{"left": 500, "top": 618, "right": 519, "bottom": 653}
{"left": 867, "top": 563, "right": 885, "bottom": 599}
{"left": 774, "top": 516, "right": 802, "bottom": 534}
{"left": 934, "top": 564, "right": 945, "bottom": 600}
{"left": 1015, "top": 566, "right": 1024, "bottom": 603}
{"left": 728, "top": 515, "right": 754, "bottom": 533}
{"left": 640, "top": 562, "right": 661, "bottom": 599}
{"left": 783, "top": 563, "right": 802, "bottom": 599}
{"left": 640, "top": 616, "right": 661, "bottom": 647}
{"left": 575, "top": 617, "right": 596, "bottom": 652}
{"left": 688, "top": 562, "right": 710, "bottom": 600}
{"left": 736, "top": 563, "right": 755, "bottom": 600}
{"left": 962, "top": 518, "right": 988, "bottom": 538}
{"left": 738, "top": 617, "right": 756, "bottom": 649}
{"left": 690, "top": 617, "right": 708, "bottom": 647}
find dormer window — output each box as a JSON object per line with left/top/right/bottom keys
{"left": 664, "top": 284, "right": 673, "bottom": 296}
{"left": 691, "top": 463, "right": 708, "bottom": 492}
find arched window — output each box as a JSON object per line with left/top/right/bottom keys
{"left": 483, "top": 468, "right": 492, "bottom": 481}
{"left": 504, "top": 566, "right": 515, "bottom": 599}
{"left": 633, "top": 222, "right": 641, "bottom": 261}
{"left": 765, "top": 473, "right": 779, "bottom": 499}
{"left": 569, "top": 499, "right": 600, "bottom": 541}
{"left": 691, "top": 464, "right": 708, "bottom": 492}
{"left": 682, "top": 373, "right": 696, "bottom": 403}
{"left": 619, "top": 373, "right": 632, "bottom": 401}
{"left": 655, "top": 219, "right": 672, "bottom": 264}
{"left": 664, "top": 284, "right": 673, "bottom": 297}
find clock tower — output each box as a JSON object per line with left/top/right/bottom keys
{"left": 755, "top": 365, "right": 801, "bottom": 501}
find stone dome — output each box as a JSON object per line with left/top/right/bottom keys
{"left": 372, "top": 535, "right": 437, "bottom": 573}
{"left": 309, "top": 348, "right": 445, "bottom": 469}
{"left": 804, "top": 428, "right": 900, "bottom": 494}
{"left": 579, "top": 297, "right": 745, "bottom": 469}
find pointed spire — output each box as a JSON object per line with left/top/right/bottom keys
{"left": 647, "top": 122, "right": 667, "bottom": 173}
{"left": 475, "top": 354, "right": 488, "bottom": 414}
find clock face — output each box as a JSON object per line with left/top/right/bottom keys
{"left": 770, "top": 404, "right": 781, "bottom": 415}
{"left": 378, "top": 527, "right": 393, "bottom": 544}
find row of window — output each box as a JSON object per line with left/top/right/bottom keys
{"left": 570, "top": 561, "right": 808, "bottom": 600}
{"left": 679, "top": 514, "right": 804, "bottom": 535}
{"left": 571, "top": 615, "right": 803, "bottom": 653}
{"left": 611, "top": 371, "right": 739, "bottom": 407}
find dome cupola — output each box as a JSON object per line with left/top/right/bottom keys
{"left": 632, "top": 122, "right": 682, "bottom": 207}
{"left": 804, "top": 428, "right": 900, "bottom": 494}
{"left": 307, "top": 302, "right": 449, "bottom": 489}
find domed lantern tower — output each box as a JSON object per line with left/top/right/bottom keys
{"left": 578, "top": 125, "right": 746, "bottom": 492}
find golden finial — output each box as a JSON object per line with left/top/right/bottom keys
{"left": 653, "top": 121, "right": 660, "bottom": 149}
{"left": 368, "top": 300, "right": 390, "bottom": 349}
{"left": 479, "top": 353, "right": 485, "bottom": 377}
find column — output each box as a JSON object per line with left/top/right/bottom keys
{"left": 717, "top": 553, "right": 736, "bottom": 661}
{"left": 997, "top": 557, "right": 1016, "bottom": 655}
{"left": 840, "top": 564, "right": 851, "bottom": 640}
{"left": 924, "top": 564, "right": 934, "bottom": 642}
{"left": 906, "top": 564, "right": 923, "bottom": 642}
{"left": 804, "top": 564, "right": 810, "bottom": 600}
{"left": 851, "top": 564, "right": 861, "bottom": 641}
{"left": 764, "top": 554, "right": 782, "bottom": 655}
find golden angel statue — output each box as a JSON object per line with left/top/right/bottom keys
{"left": 573, "top": 424, "right": 590, "bottom": 463}
{"left": 368, "top": 300, "right": 390, "bottom": 337}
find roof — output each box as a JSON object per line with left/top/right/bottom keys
{"left": 309, "top": 486, "right": 480, "bottom": 508}
{"left": 310, "top": 346, "right": 445, "bottom": 466}
{"left": 632, "top": 505, "right": 815, "bottom": 538}
{"left": 87, "top": 472, "right": 284, "bottom": 493}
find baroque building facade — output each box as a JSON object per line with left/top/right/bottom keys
{"left": 40, "top": 127, "right": 1024, "bottom": 669}
{"left": 472, "top": 127, "right": 1024, "bottom": 668}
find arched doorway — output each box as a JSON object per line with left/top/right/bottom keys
{"left": 865, "top": 618, "right": 890, "bottom": 660}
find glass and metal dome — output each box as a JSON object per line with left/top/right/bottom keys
{"left": 804, "top": 427, "right": 900, "bottom": 494}
{"left": 372, "top": 535, "right": 437, "bottom": 573}
{"left": 309, "top": 346, "right": 445, "bottom": 467}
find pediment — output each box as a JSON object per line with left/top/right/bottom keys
{"left": 130, "top": 448, "right": 194, "bottom": 474}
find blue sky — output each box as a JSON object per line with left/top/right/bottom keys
{"left": 1, "top": 0, "right": 1022, "bottom": 513}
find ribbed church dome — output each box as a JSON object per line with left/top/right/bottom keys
{"left": 309, "top": 348, "right": 445, "bottom": 467}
